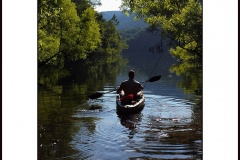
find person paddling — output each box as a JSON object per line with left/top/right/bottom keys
{"left": 117, "top": 70, "right": 143, "bottom": 104}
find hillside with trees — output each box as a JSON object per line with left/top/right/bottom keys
{"left": 100, "top": 11, "right": 147, "bottom": 30}
{"left": 100, "top": 11, "right": 174, "bottom": 57}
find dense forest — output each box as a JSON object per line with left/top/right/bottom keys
{"left": 38, "top": 0, "right": 128, "bottom": 67}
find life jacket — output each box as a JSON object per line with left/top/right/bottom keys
{"left": 120, "top": 94, "right": 134, "bottom": 104}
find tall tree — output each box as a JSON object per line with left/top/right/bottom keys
{"left": 76, "top": 7, "right": 102, "bottom": 59}
{"left": 58, "top": 0, "right": 81, "bottom": 60}
{"left": 96, "top": 14, "right": 128, "bottom": 59}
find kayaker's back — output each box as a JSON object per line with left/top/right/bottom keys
{"left": 121, "top": 79, "right": 142, "bottom": 96}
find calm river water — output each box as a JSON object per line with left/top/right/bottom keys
{"left": 38, "top": 53, "right": 202, "bottom": 159}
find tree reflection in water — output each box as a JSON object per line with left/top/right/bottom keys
{"left": 38, "top": 55, "right": 127, "bottom": 159}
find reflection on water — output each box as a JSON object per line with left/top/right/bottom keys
{"left": 38, "top": 54, "right": 202, "bottom": 160}
{"left": 39, "top": 88, "right": 202, "bottom": 159}
{"left": 66, "top": 93, "right": 202, "bottom": 160}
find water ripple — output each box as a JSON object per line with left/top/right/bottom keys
{"left": 68, "top": 91, "right": 202, "bottom": 159}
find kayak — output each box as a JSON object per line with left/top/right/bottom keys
{"left": 116, "top": 94, "right": 145, "bottom": 114}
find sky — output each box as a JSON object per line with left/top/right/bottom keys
{"left": 95, "top": 0, "right": 122, "bottom": 12}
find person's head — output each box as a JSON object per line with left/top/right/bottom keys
{"left": 128, "top": 70, "right": 135, "bottom": 80}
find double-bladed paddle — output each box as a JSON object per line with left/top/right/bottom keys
{"left": 142, "top": 75, "right": 161, "bottom": 83}
{"left": 88, "top": 75, "right": 161, "bottom": 100}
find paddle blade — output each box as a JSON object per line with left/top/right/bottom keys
{"left": 146, "top": 75, "right": 161, "bottom": 82}
{"left": 88, "top": 92, "right": 104, "bottom": 99}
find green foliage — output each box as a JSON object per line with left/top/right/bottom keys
{"left": 120, "top": 0, "right": 202, "bottom": 61}
{"left": 110, "top": 14, "right": 120, "bottom": 26}
{"left": 38, "top": 29, "right": 60, "bottom": 64}
{"left": 38, "top": 0, "right": 62, "bottom": 64}
{"left": 170, "top": 41, "right": 197, "bottom": 61}
{"left": 38, "top": 0, "right": 127, "bottom": 66}
{"left": 58, "top": 0, "right": 81, "bottom": 60}
{"left": 118, "top": 28, "right": 145, "bottom": 42}
{"left": 38, "top": 0, "right": 81, "bottom": 63}
{"left": 72, "top": 0, "right": 92, "bottom": 15}
{"left": 96, "top": 16, "right": 128, "bottom": 56}
{"left": 170, "top": 61, "right": 202, "bottom": 95}
{"left": 77, "top": 7, "right": 102, "bottom": 59}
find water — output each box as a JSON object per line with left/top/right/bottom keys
{"left": 38, "top": 53, "right": 202, "bottom": 159}
{"left": 75, "top": 98, "right": 200, "bottom": 159}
